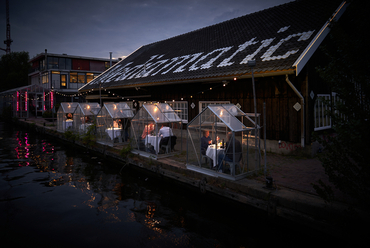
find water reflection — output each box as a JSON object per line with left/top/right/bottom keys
{"left": 0, "top": 121, "right": 344, "bottom": 248}
{"left": 0, "top": 123, "right": 183, "bottom": 242}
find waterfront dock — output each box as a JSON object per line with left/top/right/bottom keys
{"left": 14, "top": 117, "right": 366, "bottom": 240}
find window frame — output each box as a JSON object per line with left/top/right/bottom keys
{"left": 199, "top": 101, "right": 230, "bottom": 124}
{"left": 61, "top": 74, "right": 67, "bottom": 88}
{"left": 48, "top": 56, "right": 59, "bottom": 69}
{"left": 70, "top": 72, "right": 78, "bottom": 83}
{"left": 314, "top": 93, "right": 343, "bottom": 131}
{"left": 168, "top": 101, "right": 188, "bottom": 123}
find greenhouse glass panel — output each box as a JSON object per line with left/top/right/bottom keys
{"left": 186, "top": 104, "right": 261, "bottom": 181}
{"left": 73, "top": 103, "right": 101, "bottom": 135}
{"left": 57, "top": 102, "right": 79, "bottom": 132}
{"left": 96, "top": 102, "right": 134, "bottom": 146}
{"left": 130, "top": 103, "right": 183, "bottom": 159}
{"left": 156, "top": 103, "right": 182, "bottom": 122}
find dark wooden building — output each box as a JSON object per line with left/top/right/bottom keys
{"left": 79, "top": 0, "right": 348, "bottom": 153}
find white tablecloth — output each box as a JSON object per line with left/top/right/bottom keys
{"left": 144, "top": 135, "right": 161, "bottom": 153}
{"left": 206, "top": 144, "right": 225, "bottom": 167}
{"left": 105, "top": 128, "right": 122, "bottom": 140}
{"left": 80, "top": 123, "right": 93, "bottom": 133}
{"left": 64, "top": 120, "right": 73, "bottom": 130}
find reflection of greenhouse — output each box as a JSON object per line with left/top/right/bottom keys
{"left": 186, "top": 104, "right": 261, "bottom": 181}
{"left": 130, "top": 103, "right": 183, "bottom": 159}
{"left": 96, "top": 102, "right": 134, "bottom": 146}
{"left": 73, "top": 102, "right": 101, "bottom": 135}
{"left": 57, "top": 102, "right": 79, "bottom": 132}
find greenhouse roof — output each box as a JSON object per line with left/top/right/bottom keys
{"left": 77, "top": 103, "right": 101, "bottom": 116}
{"left": 59, "top": 102, "right": 79, "bottom": 113}
{"left": 141, "top": 103, "right": 182, "bottom": 124}
{"left": 189, "top": 104, "right": 254, "bottom": 132}
{"left": 103, "top": 102, "right": 134, "bottom": 119}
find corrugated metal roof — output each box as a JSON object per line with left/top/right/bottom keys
{"left": 80, "top": 0, "right": 345, "bottom": 92}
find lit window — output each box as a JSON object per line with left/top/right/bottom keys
{"left": 70, "top": 72, "right": 78, "bottom": 83}
{"left": 78, "top": 73, "right": 85, "bottom": 84}
{"left": 61, "top": 74, "right": 66, "bottom": 87}
{"left": 42, "top": 73, "right": 49, "bottom": 84}
{"left": 86, "top": 73, "right": 94, "bottom": 83}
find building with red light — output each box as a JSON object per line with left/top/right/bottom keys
{"left": 0, "top": 51, "right": 119, "bottom": 118}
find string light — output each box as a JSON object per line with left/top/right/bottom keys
{"left": 0, "top": 87, "right": 192, "bottom": 106}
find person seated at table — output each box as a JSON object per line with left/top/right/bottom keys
{"left": 113, "top": 119, "right": 122, "bottom": 128}
{"left": 217, "top": 132, "right": 242, "bottom": 173}
{"left": 158, "top": 124, "right": 175, "bottom": 151}
{"left": 201, "top": 130, "right": 212, "bottom": 155}
{"left": 158, "top": 124, "right": 173, "bottom": 138}
{"left": 141, "top": 123, "right": 154, "bottom": 139}
{"left": 66, "top": 113, "right": 72, "bottom": 120}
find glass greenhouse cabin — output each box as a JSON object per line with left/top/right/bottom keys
{"left": 96, "top": 102, "right": 134, "bottom": 146}
{"left": 73, "top": 102, "right": 101, "bottom": 135}
{"left": 0, "top": 84, "right": 53, "bottom": 118}
{"left": 57, "top": 102, "right": 79, "bottom": 133}
{"left": 186, "top": 104, "right": 261, "bottom": 181}
{"left": 130, "top": 103, "right": 183, "bottom": 159}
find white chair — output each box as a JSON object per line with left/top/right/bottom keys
{"left": 223, "top": 153, "right": 243, "bottom": 176}
{"left": 201, "top": 154, "right": 212, "bottom": 168}
{"left": 160, "top": 136, "right": 177, "bottom": 154}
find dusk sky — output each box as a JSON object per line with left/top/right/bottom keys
{"left": 0, "top": 0, "right": 291, "bottom": 60}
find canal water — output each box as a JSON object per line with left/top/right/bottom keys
{"left": 0, "top": 121, "right": 345, "bottom": 248}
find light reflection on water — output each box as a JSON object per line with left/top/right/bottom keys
{"left": 0, "top": 121, "right": 340, "bottom": 248}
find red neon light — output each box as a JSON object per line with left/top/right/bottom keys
{"left": 25, "top": 92, "right": 28, "bottom": 111}
{"left": 51, "top": 91, "right": 54, "bottom": 109}
{"left": 17, "top": 91, "right": 19, "bottom": 111}
{"left": 44, "top": 92, "right": 46, "bottom": 111}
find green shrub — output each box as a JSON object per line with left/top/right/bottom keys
{"left": 64, "top": 130, "right": 78, "bottom": 142}
{"left": 81, "top": 123, "right": 96, "bottom": 147}
{"left": 120, "top": 143, "right": 132, "bottom": 158}
{"left": 42, "top": 110, "right": 53, "bottom": 119}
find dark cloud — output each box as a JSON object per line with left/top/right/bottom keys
{"left": 0, "top": 0, "right": 291, "bottom": 59}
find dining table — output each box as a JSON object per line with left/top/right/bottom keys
{"left": 64, "top": 119, "right": 73, "bottom": 130}
{"left": 205, "top": 144, "right": 225, "bottom": 168}
{"left": 80, "top": 123, "right": 93, "bottom": 133}
{"left": 105, "top": 127, "right": 122, "bottom": 140}
{"left": 144, "top": 135, "right": 162, "bottom": 154}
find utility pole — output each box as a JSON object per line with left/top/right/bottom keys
{"left": 248, "top": 60, "right": 258, "bottom": 165}
{"left": 0, "top": 0, "right": 12, "bottom": 54}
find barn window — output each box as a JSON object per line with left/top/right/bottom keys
{"left": 199, "top": 101, "right": 230, "bottom": 123}
{"left": 314, "top": 93, "right": 342, "bottom": 131}
{"left": 314, "top": 94, "right": 331, "bottom": 131}
{"left": 169, "top": 101, "right": 188, "bottom": 123}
